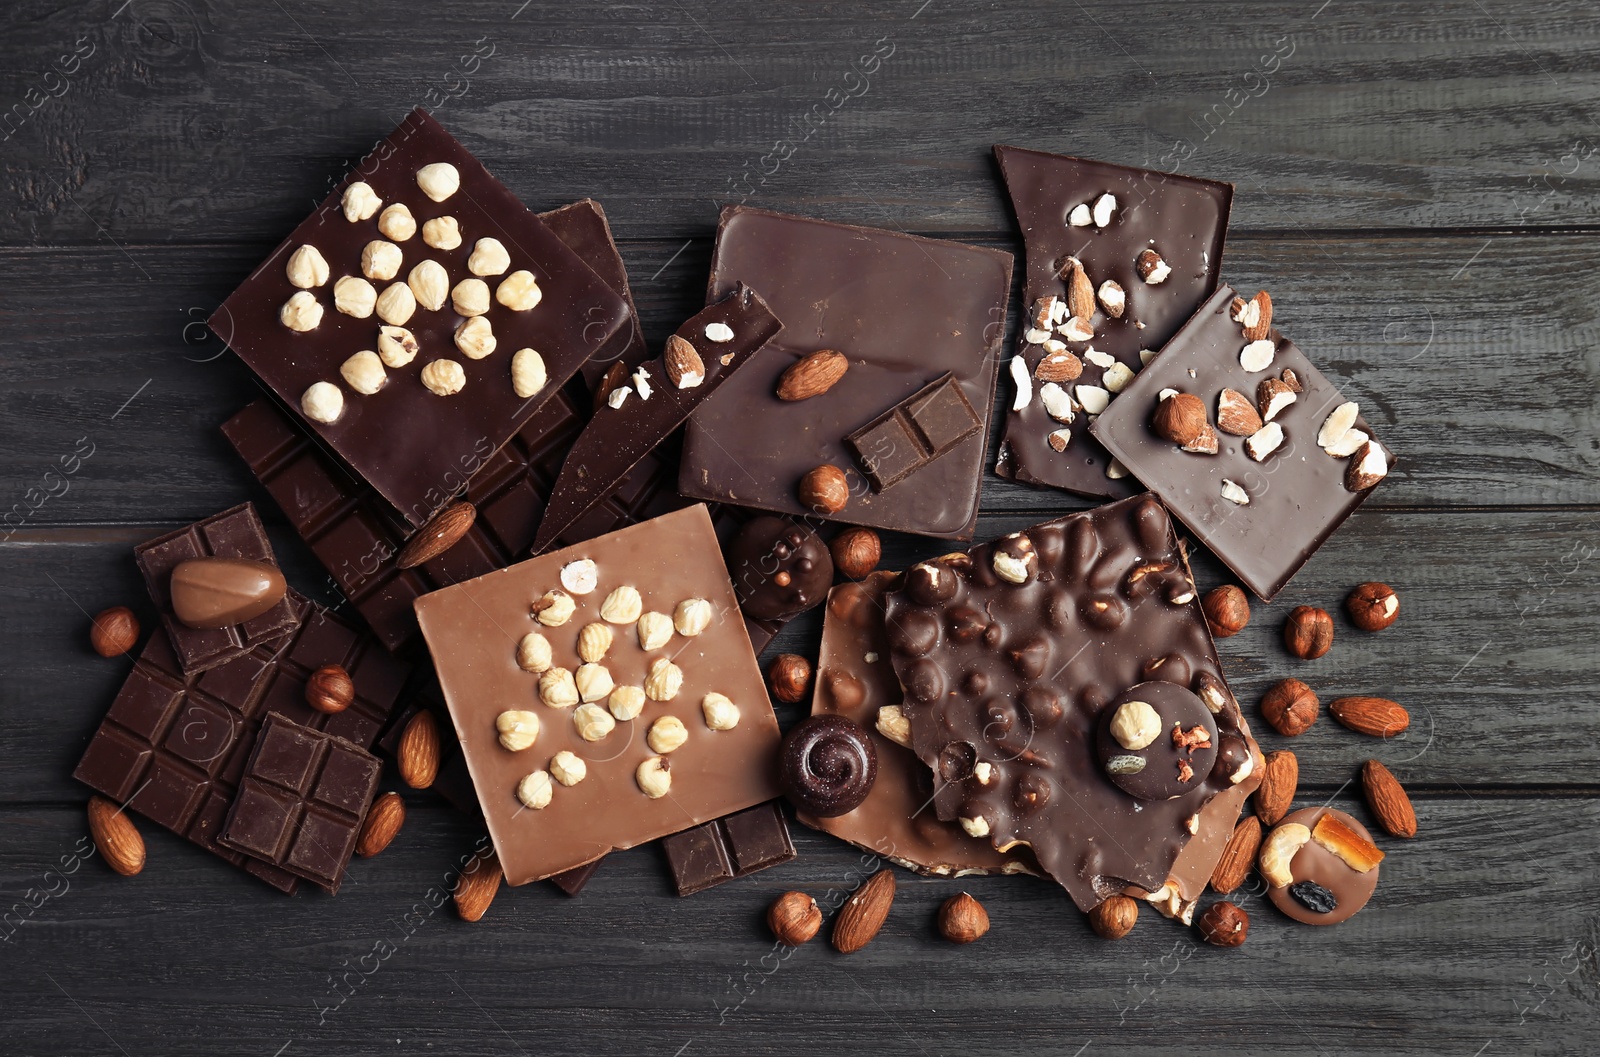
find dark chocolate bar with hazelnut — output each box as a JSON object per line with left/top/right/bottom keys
{"left": 844, "top": 372, "right": 982, "bottom": 492}
{"left": 881, "top": 494, "right": 1261, "bottom": 914}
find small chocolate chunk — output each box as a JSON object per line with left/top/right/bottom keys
{"left": 170, "top": 557, "right": 287, "bottom": 630}
{"left": 845, "top": 372, "right": 982, "bottom": 492}
{"left": 726, "top": 517, "right": 834, "bottom": 621}
{"left": 661, "top": 801, "right": 795, "bottom": 896}
{"left": 780, "top": 714, "right": 878, "bottom": 817}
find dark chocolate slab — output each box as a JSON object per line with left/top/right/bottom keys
{"left": 536, "top": 199, "right": 649, "bottom": 392}
{"left": 660, "top": 801, "right": 795, "bottom": 896}
{"left": 992, "top": 146, "right": 1232, "bottom": 498}
{"left": 881, "top": 494, "right": 1261, "bottom": 913}
{"left": 211, "top": 108, "right": 629, "bottom": 529}
{"left": 220, "top": 712, "right": 381, "bottom": 895}
{"left": 680, "top": 206, "right": 1012, "bottom": 540}
{"left": 1090, "top": 285, "right": 1395, "bottom": 600}
{"left": 134, "top": 503, "right": 301, "bottom": 675}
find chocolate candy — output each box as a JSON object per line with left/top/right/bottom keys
{"left": 882, "top": 494, "right": 1260, "bottom": 912}
{"left": 72, "top": 593, "right": 410, "bottom": 893}
{"left": 680, "top": 206, "right": 1013, "bottom": 540}
{"left": 531, "top": 284, "right": 783, "bottom": 553}
{"left": 844, "top": 372, "right": 982, "bottom": 492}
{"left": 413, "top": 505, "right": 781, "bottom": 885}
{"left": 726, "top": 516, "right": 833, "bottom": 622}
{"left": 1090, "top": 285, "right": 1396, "bottom": 599}
{"left": 779, "top": 714, "right": 878, "bottom": 818}
{"left": 804, "top": 574, "right": 1036, "bottom": 877}
{"left": 134, "top": 503, "right": 301, "bottom": 674}
{"left": 211, "top": 108, "right": 629, "bottom": 529}
{"left": 1266, "top": 807, "right": 1382, "bottom": 925}
{"left": 991, "top": 145, "right": 1233, "bottom": 499}
{"left": 660, "top": 801, "right": 795, "bottom": 896}
{"left": 170, "top": 557, "right": 287, "bottom": 629}
{"left": 219, "top": 712, "right": 381, "bottom": 894}
{"left": 1095, "top": 681, "right": 1218, "bottom": 801}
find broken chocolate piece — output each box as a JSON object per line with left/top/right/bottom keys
{"left": 845, "top": 372, "right": 983, "bottom": 492}
{"left": 661, "top": 801, "right": 795, "bottom": 896}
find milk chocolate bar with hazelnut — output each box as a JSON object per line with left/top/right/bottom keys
{"left": 1090, "top": 285, "right": 1395, "bottom": 599}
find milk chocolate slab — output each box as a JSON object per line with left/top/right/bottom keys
{"left": 992, "top": 146, "right": 1232, "bottom": 498}
{"left": 414, "top": 505, "right": 782, "bottom": 885}
{"left": 211, "top": 108, "right": 629, "bottom": 529}
{"left": 72, "top": 593, "right": 410, "bottom": 892}
{"left": 845, "top": 373, "right": 982, "bottom": 492}
{"left": 531, "top": 284, "right": 782, "bottom": 553}
{"left": 134, "top": 503, "right": 302, "bottom": 675}
{"left": 680, "top": 206, "right": 1012, "bottom": 540}
{"left": 220, "top": 712, "right": 381, "bottom": 894}
{"left": 660, "top": 801, "right": 795, "bottom": 896}
{"left": 804, "top": 573, "right": 1033, "bottom": 877}
{"left": 881, "top": 494, "right": 1259, "bottom": 912}
{"left": 1090, "top": 285, "right": 1395, "bottom": 600}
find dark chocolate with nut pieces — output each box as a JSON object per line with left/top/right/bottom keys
{"left": 992, "top": 145, "right": 1233, "bottom": 499}
{"left": 1090, "top": 284, "right": 1395, "bottom": 600}
{"left": 881, "top": 493, "right": 1258, "bottom": 912}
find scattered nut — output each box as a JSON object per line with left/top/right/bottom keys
{"left": 550, "top": 750, "right": 586, "bottom": 786}
{"left": 1068, "top": 202, "right": 1093, "bottom": 226}
{"left": 1135, "top": 248, "right": 1170, "bottom": 284}
{"left": 334, "top": 275, "right": 377, "bottom": 319}
{"left": 1329, "top": 696, "right": 1411, "bottom": 738}
{"left": 407, "top": 259, "right": 450, "bottom": 312}
{"left": 1220, "top": 479, "right": 1250, "bottom": 505}
{"left": 1088, "top": 894, "right": 1139, "bottom": 939}
{"left": 416, "top": 161, "right": 460, "bottom": 202}
{"left": 1245, "top": 421, "right": 1285, "bottom": 461}
{"left": 663, "top": 335, "right": 706, "bottom": 389}
{"left": 875, "top": 705, "right": 912, "bottom": 748}
{"left": 573, "top": 702, "right": 617, "bottom": 741}
{"left": 1063, "top": 257, "right": 1095, "bottom": 320}
{"left": 798, "top": 464, "right": 850, "bottom": 514}
{"left": 574, "top": 663, "right": 614, "bottom": 703}
{"left": 1257, "top": 377, "right": 1298, "bottom": 421}
{"left": 451, "top": 278, "right": 491, "bottom": 317}
{"left": 1258, "top": 821, "right": 1312, "bottom": 887}
{"left": 87, "top": 795, "right": 145, "bottom": 877}
{"left": 281, "top": 290, "right": 324, "bottom": 332}
{"left": 420, "top": 359, "right": 466, "bottom": 396}
{"left": 959, "top": 816, "right": 990, "bottom": 838}
{"left": 1216, "top": 388, "right": 1262, "bottom": 437}
{"left": 768, "top": 654, "right": 812, "bottom": 703}
{"left": 339, "top": 350, "right": 387, "bottom": 395}
{"left": 561, "top": 559, "right": 599, "bottom": 595}
{"left": 377, "top": 325, "right": 419, "bottom": 367}
{"left": 830, "top": 526, "right": 881, "bottom": 580}
{"left": 89, "top": 606, "right": 139, "bottom": 657}
{"left": 1284, "top": 606, "right": 1335, "bottom": 659}
{"left": 644, "top": 657, "right": 683, "bottom": 702}
{"left": 454, "top": 851, "right": 502, "bottom": 921}
{"left": 286, "top": 244, "right": 330, "bottom": 289}
{"left": 832, "top": 869, "right": 896, "bottom": 953}
{"left": 1201, "top": 585, "right": 1250, "bottom": 637}
{"left": 1346, "top": 441, "right": 1390, "bottom": 491}
{"left": 1059, "top": 315, "right": 1095, "bottom": 342}
{"left": 577, "top": 622, "right": 613, "bottom": 663}
{"left": 1102, "top": 362, "right": 1135, "bottom": 393}
{"left": 674, "top": 598, "right": 714, "bottom": 637}
{"left": 636, "top": 611, "right": 673, "bottom": 651}
{"left": 1097, "top": 280, "right": 1126, "bottom": 318}
{"left": 702, "top": 693, "right": 741, "bottom": 730}
{"left": 532, "top": 589, "right": 576, "bottom": 626}
{"left": 517, "top": 770, "right": 553, "bottom": 809}
{"left": 1254, "top": 750, "right": 1298, "bottom": 827}
{"left": 599, "top": 585, "right": 643, "bottom": 624}
{"left": 497, "top": 270, "right": 543, "bottom": 311}
{"left": 1075, "top": 384, "right": 1110, "bottom": 415}
{"left": 468, "top": 237, "right": 511, "bottom": 276}
{"left": 509, "top": 348, "right": 547, "bottom": 399}
{"left": 1318, "top": 402, "right": 1361, "bottom": 449}
{"left": 776, "top": 349, "right": 850, "bottom": 401}
{"left": 539, "top": 667, "right": 579, "bottom": 708}
{"left": 1009, "top": 356, "right": 1033, "bottom": 412}
{"left": 1197, "top": 901, "right": 1249, "bottom": 947}
{"left": 1261, "top": 678, "right": 1320, "bottom": 736}
{"left": 1239, "top": 339, "right": 1277, "bottom": 372}
{"left": 1346, "top": 582, "right": 1400, "bottom": 631}
{"left": 1361, "top": 759, "right": 1418, "bottom": 838}
{"left": 768, "top": 891, "right": 822, "bottom": 946}
{"left": 422, "top": 216, "right": 463, "bottom": 251}
{"left": 306, "top": 664, "right": 354, "bottom": 714}
{"left": 377, "top": 202, "right": 416, "bottom": 241}
{"left": 636, "top": 755, "right": 672, "bottom": 798}
{"left": 397, "top": 710, "right": 440, "bottom": 789}
{"left": 355, "top": 791, "right": 404, "bottom": 857}
{"left": 1047, "top": 429, "right": 1072, "bottom": 452}
{"left": 648, "top": 715, "right": 689, "bottom": 753}
{"left": 1092, "top": 192, "right": 1118, "bottom": 227}
{"left": 496, "top": 710, "right": 541, "bottom": 751}
{"left": 938, "top": 892, "right": 990, "bottom": 943}
{"left": 454, "top": 316, "right": 496, "bottom": 359}
{"left": 704, "top": 322, "right": 735, "bottom": 342}
{"left": 608, "top": 684, "right": 646, "bottom": 721}
{"left": 341, "top": 181, "right": 381, "bottom": 221}
{"left": 375, "top": 282, "right": 417, "bottom": 326}
{"left": 1324, "top": 428, "right": 1368, "bottom": 458}
{"left": 361, "top": 240, "right": 403, "bottom": 282}
{"left": 300, "top": 381, "right": 344, "bottom": 424}
{"left": 1109, "top": 699, "right": 1162, "bottom": 751}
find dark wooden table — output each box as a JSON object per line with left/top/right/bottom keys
{"left": 4, "top": 2, "right": 1598, "bottom": 1054}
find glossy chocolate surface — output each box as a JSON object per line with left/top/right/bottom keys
{"left": 680, "top": 206, "right": 1012, "bottom": 539}
{"left": 134, "top": 503, "right": 302, "bottom": 674}
{"left": 531, "top": 284, "right": 782, "bottom": 553}
{"left": 1268, "top": 807, "right": 1381, "bottom": 925}
{"left": 726, "top": 516, "right": 833, "bottom": 622}
{"left": 881, "top": 494, "right": 1255, "bottom": 911}
{"left": 414, "top": 505, "right": 782, "bottom": 885}
{"left": 170, "top": 557, "right": 287, "bottom": 630}
{"left": 1091, "top": 285, "right": 1395, "bottom": 599}
{"left": 845, "top": 372, "right": 982, "bottom": 492}
{"left": 212, "top": 108, "right": 628, "bottom": 528}
{"left": 778, "top": 714, "right": 877, "bottom": 818}
{"left": 992, "top": 145, "right": 1232, "bottom": 498}
{"left": 660, "top": 800, "right": 795, "bottom": 896}
{"left": 535, "top": 198, "right": 648, "bottom": 391}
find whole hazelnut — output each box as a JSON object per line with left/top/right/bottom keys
{"left": 1284, "top": 606, "right": 1335, "bottom": 659}
{"left": 798, "top": 464, "right": 850, "bottom": 515}
{"left": 306, "top": 664, "right": 355, "bottom": 714}
{"left": 1201, "top": 585, "right": 1250, "bottom": 638}
{"left": 768, "top": 654, "right": 813, "bottom": 704}
{"left": 830, "top": 526, "right": 882, "bottom": 581}
{"left": 1196, "top": 901, "right": 1250, "bottom": 947}
{"left": 1259, "top": 678, "right": 1319, "bottom": 737}
{"left": 1151, "top": 392, "right": 1207, "bottom": 445}
{"left": 767, "top": 890, "right": 822, "bottom": 946}
{"left": 89, "top": 606, "right": 140, "bottom": 657}
{"left": 1346, "top": 582, "right": 1399, "bottom": 632}
{"left": 937, "top": 892, "right": 990, "bottom": 944}
{"left": 1088, "top": 894, "right": 1139, "bottom": 939}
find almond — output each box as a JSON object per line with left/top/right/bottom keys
{"left": 776, "top": 349, "right": 848, "bottom": 401}
{"left": 1182, "top": 422, "right": 1219, "bottom": 455}
{"left": 1330, "top": 696, "right": 1410, "bottom": 738}
{"left": 396, "top": 501, "right": 476, "bottom": 569}
{"left": 355, "top": 791, "right": 405, "bottom": 857}
{"left": 1034, "top": 349, "right": 1083, "bottom": 383}
{"left": 1216, "top": 388, "right": 1262, "bottom": 437}
{"left": 664, "top": 334, "right": 706, "bottom": 389}
{"left": 454, "top": 850, "right": 503, "bottom": 922}
{"left": 1257, "top": 377, "right": 1298, "bottom": 422}
{"left": 1211, "top": 815, "right": 1262, "bottom": 894}
{"left": 1065, "top": 258, "right": 1096, "bottom": 321}
{"left": 831, "top": 868, "right": 896, "bottom": 953}
{"left": 1253, "top": 749, "right": 1298, "bottom": 826}
{"left": 398, "top": 709, "right": 441, "bottom": 788}
{"left": 1346, "top": 441, "right": 1390, "bottom": 491}
{"left": 1361, "top": 759, "right": 1418, "bottom": 838}
{"left": 87, "top": 795, "right": 145, "bottom": 877}
{"left": 592, "top": 361, "right": 629, "bottom": 413}
{"left": 1241, "top": 290, "right": 1273, "bottom": 341}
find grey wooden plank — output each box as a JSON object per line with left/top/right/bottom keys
{"left": 0, "top": 798, "right": 1593, "bottom": 1056}
{"left": 4, "top": 1, "right": 1600, "bottom": 243}
{"left": 0, "top": 230, "right": 1595, "bottom": 522}
{"left": 3, "top": 504, "right": 1596, "bottom": 801}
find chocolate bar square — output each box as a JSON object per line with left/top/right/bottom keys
{"left": 661, "top": 801, "right": 795, "bottom": 896}
{"left": 845, "top": 373, "right": 982, "bottom": 492}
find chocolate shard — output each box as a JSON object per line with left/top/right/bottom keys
{"left": 530, "top": 284, "right": 782, "bottom": 554}
{"left": 845, "top": 372, "right": 983, "bottom": 492}
{"left": 660, "top": 801, "right": 795, "bottom": 896}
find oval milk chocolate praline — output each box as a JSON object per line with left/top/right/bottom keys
{"left": 170, "top": 557, "right": 287, "bottom": 629}
{"left": 779, "top": 714, "right": 877, "bottom": 817}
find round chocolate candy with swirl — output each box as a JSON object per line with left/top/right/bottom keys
{"left": 726, "top": 517, "right": 833, "bottom": 621}
{"left": 779, "top": 714, "right": 878, "bottom": 817}
{"left": 1095, "top": 681, "right": 1218, "bottom": 801}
